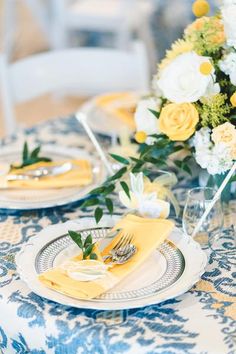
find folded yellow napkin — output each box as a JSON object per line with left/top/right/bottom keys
{"left": 38, "top": 215, "right": 174, "bottom": 300}
{"left": 95, "top": 92, "right": 137, "bottom": 129}
{"left": 0, "top": 160, "right": 92, "bottom": 189}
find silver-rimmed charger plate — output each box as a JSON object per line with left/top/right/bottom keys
{"left": 0, "top": 145, "right": 106, "bottom": 210}
{"left": 35, "top": 227, "right": 185, "bottom": 302}
{"left": 16, "top": 217, "right": 207, "bottom": 310}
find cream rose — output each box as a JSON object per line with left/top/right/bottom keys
{"left": 212, "top": 122, "right": 236, "bottom": 160}
{"left": 157, "top": 52, "right": 216, "bottom": 103}
{"left": 159, "top": 103, "right": 199, "bottom": 141}
{"left": 212, "top": 122, "right": 236, "bottom": 145}
{"left": 221, "top": 4, "right": 236, "bottom": 48}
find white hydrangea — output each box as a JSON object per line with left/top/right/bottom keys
{"left": 193, "top": 127, "right": 212, "bottom": 149}
{"left": 194, "top": 128, "right": 234, "bottom": 175}
{"left": 222, "top": 0, "right": 236, "bottom": 5}
{"left": 219, "top": 52, "right": 236, "bottom": 85}
{"left": 221, "top": 3, "right": 236, "bottom": 48}
{"left": 207, "top": 143, "right": 234, "bottom": 175}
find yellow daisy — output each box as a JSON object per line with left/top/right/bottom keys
{"left": 158, "top": 39, "right": 194, "bottom": 71}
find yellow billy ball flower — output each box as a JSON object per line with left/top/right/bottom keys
{"left": 135, "top": 131, "right": 147, "bottom": 144}
{"left": 199, "top": 62, "right": 213, "bottom": 75}
{"left": 192, "top": 0, "right": 210, "bottom": 17}
{"left": 230, "top": 92, "right": 236, "bottom": 107}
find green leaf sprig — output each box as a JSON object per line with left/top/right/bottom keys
{"left": 11, "top": 142, "right": 52, "bottom": 169}
{"left": 68, "top": 230, "right": 98, "bottom": 260}
{"left": 80, "top": 109, "right": 194, "bottom": 223}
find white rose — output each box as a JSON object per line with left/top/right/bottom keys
{"left": 157, "top": 52, "right": 216, "bottom": 103}
{"left": 221, "top": 4, "right": 236, "bottom": 48}
{"left": 219, "top": 52, "right": 236, "bottom": 86}
{"left": 134, "top": 97, "right": 160, "bottom": 144}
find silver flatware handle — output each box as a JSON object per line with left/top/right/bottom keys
{"left": 6, "top": 174, "right": 35, "bottom": 181}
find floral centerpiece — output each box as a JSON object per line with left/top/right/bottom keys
{"left": 82, "top": 0, "right": 236, "bottom": 222}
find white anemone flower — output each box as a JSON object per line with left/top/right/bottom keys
{"left": 119, "top": 172, "right": 170, "bottom": 219}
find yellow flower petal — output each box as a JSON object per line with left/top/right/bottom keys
{"left": 135, "top": 131, "right": 147, "bottom": 144}
{"left": 192, "top": 0, "right": 210, "bottom": 17}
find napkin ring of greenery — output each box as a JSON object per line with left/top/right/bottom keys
{"left": 11, "top": 142, "right": 52, "bottom": 170}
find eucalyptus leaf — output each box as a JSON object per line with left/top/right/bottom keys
{"left": 95, "top": 207, "right": 103, "bottom": 223}
{"left": 90, "top": 253, "right": 98, "bottom": 260}
{"left": 105, "top": 198, "right": 113, "bottom": 214}
{"left": 110, "top": 153, "right": 130, "bottom": 165}
{"left": 148, "top": 109, "right": 160, "bottom": 119}
{"left": 120, "top": 181, "right": 130, "bottom": 199}
{"left": 83, "top": 244, "right": 94, "bottom": 259}
{"left": 84, "top": 234, "right": 92, "bottom": 248}
{"left": 103, "top": 184, "right": 115, "bottom": 195}
{"left": 81, "top": 198, "right": 99, "bottom": 208}
{"left": 107, "top": 167, "right": 127, "bottom": 182}
{"left": 68, "top": 230, "right": 83, "bottom": 249}
{"left": 11, "top": 142, "right": 52, "bottom": 169}
{"left": 31, "top": 146, "right": 41, "bottom": 158}
{"left": 23, "top": 142, "right": 29, "bottom": 161}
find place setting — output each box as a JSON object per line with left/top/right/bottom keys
{"left": 0, "top": 0, "right": 235, "bottom": 352}
{"left": 0, "top": 141, "right": 106, "bottom": 210}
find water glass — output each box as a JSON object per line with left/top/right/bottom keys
{"left": 183, "top": 187, "right": 224, "bottom": 247}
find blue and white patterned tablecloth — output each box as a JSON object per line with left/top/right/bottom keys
{"left": 0, "top": 117, "right": 235, "bottom": 354}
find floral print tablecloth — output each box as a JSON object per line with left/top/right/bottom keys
{"left": 0, "top": 117, "right": 235, "bottom": 354}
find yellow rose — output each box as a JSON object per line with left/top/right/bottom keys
{"left": 159, "top": 103, "right": 199, "bottom": 141}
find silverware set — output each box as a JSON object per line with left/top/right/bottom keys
{"left": 6, "top": 162, "right": 72, "bottom": 181}
{"left": 103, "top": 231, "right": 137, "bottom": 265}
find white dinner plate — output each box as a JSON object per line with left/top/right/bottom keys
{"left": 0, "top": 145, "right": 106, "bottom": 210}
{"left": 80, "top": 92, "right": 140, "bottom": 137}
{"left": 16, "top": 216, "right": 207, "bottom": 310}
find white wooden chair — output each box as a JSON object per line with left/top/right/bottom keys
{"left": 48, "top": 0, "right": 157, "bottom": 71}
{"left": 0, "top": 43, "right": 150, "bottom": 136}
{"left": 3, "top": 0, "right": 157, "bottom": 71}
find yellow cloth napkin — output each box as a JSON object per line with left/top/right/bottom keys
{"left": 0, "top": 160, "right": 92, "bottom": 189}
{"left": 38, "top": 215, "right": 174, "bottom": 300}
{"left": 95, "top": 92, "right": 137, "bottom": 129}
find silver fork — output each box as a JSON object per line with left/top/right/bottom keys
{"left": 103, "top": 233, "right": 135, "bottom": 263}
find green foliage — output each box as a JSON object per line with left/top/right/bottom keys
{"left": 197, "top": 94, "right": 231, "bottom": 128}
{"left": 148, "top": 109, "right": 160, "bottom": 119}
{"left": 11, "top": 141, "right": 52, "bottom": 169}
{"left": 80, "top": 133, "right": 187, "bottom": 221}
{"left": 68, "top": 230, "right": 97, "bottom": 260}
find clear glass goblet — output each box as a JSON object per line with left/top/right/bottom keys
{"left": 183, "top": 187, "right": 224, "bottom": 248}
